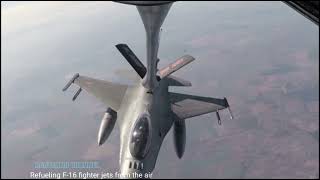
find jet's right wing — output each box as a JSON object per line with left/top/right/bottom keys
{"left": 63, "top": 73, "right": 128, "bottom": 111}
{"left": 169, "top": 92, "right": 233, "bottom": 120}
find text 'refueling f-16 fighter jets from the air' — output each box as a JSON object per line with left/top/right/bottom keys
{"left": 62, "top": 1, "right": 234, "bottom": 178}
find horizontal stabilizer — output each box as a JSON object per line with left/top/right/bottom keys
{"left": 158, "top": 55, "right": 195, "bottom": 79}
{"left": 166, "top": 75, "right": 192, "bottom": 86}
{"left": 170, "top": 92, "right": 229, "bottom": 119}
{"left": 116, "top": 44, "right": 147, "bottom": 78}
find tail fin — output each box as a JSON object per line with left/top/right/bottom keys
{"left": 158, "top": 55, "right": 195, "bottom": 79}
{"left": 116, "top": 44, "right": 147, "bottom": 78}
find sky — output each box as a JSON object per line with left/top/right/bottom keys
{"left": 1, "top": 1, "right": 319, "bottom": 179}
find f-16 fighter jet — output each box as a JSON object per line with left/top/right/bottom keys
{"left": 63, "top": 1, "right": 233, "bottom": 178}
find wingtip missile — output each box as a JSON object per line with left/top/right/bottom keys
{"left": 224, "top": 97, "right": 234, "bottom": 120}
{"left": 62, "top": 73, "right": 80, "bottom": 91}
{"left": 72, "top": 88, "right": 82, "bottom": 101}
{"left": 216, "top": 111, "right": 221, "bottom": 125}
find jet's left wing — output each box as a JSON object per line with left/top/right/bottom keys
{"left": 63, "top": 73, "right": 128, "bottom": 111}
{"left": 169, "top": 92, "right": 233, "bottom": 120}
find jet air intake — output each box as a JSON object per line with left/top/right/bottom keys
{"left": 98, "top": 108, "right": 117, "bottom": 146}
{"left": 173, "top": 120, "right": 186, "bottom": 159}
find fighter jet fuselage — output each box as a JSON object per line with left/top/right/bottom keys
{"left": 118, "top": 79, "right": 173, "bottom": 175}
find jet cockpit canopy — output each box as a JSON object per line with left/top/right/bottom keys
{"left": 130, "top": 113, "right": 152, "bottom": 159}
